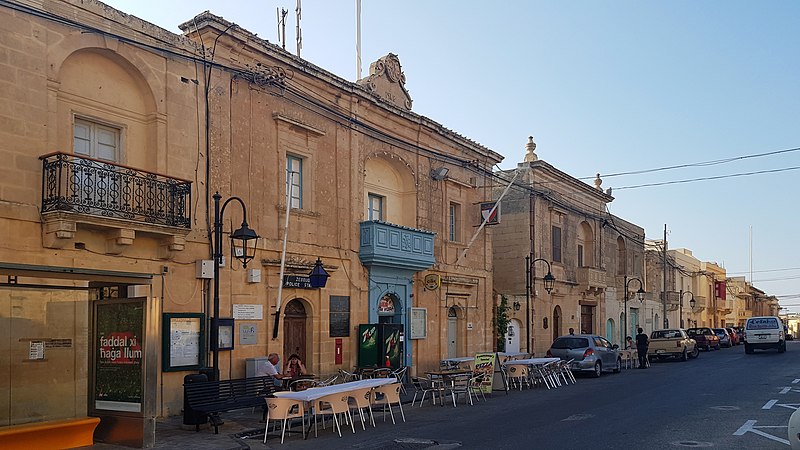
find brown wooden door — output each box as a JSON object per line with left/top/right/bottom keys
{"left": 581, "top": 305, "right": 594, "bottom": 334}
{"left": 283, "top": 299, "right": 307, "bottom": 365}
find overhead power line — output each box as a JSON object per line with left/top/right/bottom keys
{"left": 579, "top": 146, "right": 800, "bottom": 180}
{"left": 613, "top": 166, "right": 800, "bottom": 191}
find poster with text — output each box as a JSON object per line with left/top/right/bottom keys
{"left": 95, "top": 300, "right": 144, "bottom": 412}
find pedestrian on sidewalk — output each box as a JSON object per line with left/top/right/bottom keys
{"left": 635, "top": 328, "right": 649, "bottom": 368}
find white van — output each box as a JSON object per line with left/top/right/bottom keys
{"left": 744, "top": 316, "right": 786, "bottom": 354}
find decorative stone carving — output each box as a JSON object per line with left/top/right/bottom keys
{"left": 523, "top": 136, "right": 538, "bottom": 162}
{"left": 357, "top": 53, "right": 413, "bottom": 110}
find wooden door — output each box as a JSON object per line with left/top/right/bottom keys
{"left": 283, "top": 299, "right": 307, "bottom": 364}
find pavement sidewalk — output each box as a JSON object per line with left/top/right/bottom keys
{"left": 86, "top": 382, "right": 453, "bottom": 450}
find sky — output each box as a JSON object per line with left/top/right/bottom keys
{"left": 104, "top": 1, "right": 800, "bottom": 311}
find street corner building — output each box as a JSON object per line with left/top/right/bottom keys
{"left": 0, "top": 0, "right": 502, "bottom": 447}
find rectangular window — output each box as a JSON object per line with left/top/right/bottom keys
{"left": 367, "top": 193, "right": 384, "bottom": 221}
{"left": 74, "top": 118, "right": 120, "bottom": 161}
{"left": 552, "top": 226, "right": 562, "bottom": 262}
{"left": 286, "top": 155, "right": 303, "bottom": 209}
{"left": 449, "top": 202, "right": 461, "bottom": 241}
{"left": 577, "top": 244, "right": 584, "bottom": 267}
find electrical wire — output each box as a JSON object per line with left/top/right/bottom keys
{"left": 579, "top": 146, "right": 800, "bottom": 180}
{"left": 613, "top": 166, "right": 800, "bottom": 191}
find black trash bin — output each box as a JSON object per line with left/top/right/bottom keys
{"left": 183, "top": 373, "right": 208, "bottom": 426}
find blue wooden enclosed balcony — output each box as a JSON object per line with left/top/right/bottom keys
{"left": 359, "top": 221, "right": 435, "bottom": 270}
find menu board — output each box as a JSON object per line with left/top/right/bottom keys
{"left": 94, "top": 300, "right": 144, "bottom": 412}
{"left": 162, "top": 313, "right": 205, "bottom": 372}
{"left": 473, "top": 352, "right": 496, "bottom": 394}
{"left": 409, "top": 308, "right": 427, "bottom": 339}
{"left": 329, "top": 296, "right": 350, "bottom": 337}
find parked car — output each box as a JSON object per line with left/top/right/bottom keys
{"left": 547, "top": 334, "right": 622, "bottom": 377}
{"left": 648, "top": 329, "right": 699, "bottom": 361}
{"left": 713, "top": 328, "right": 733, "bottom": 348}
{"left": 686, "top": 327, "right": 721, "bottom": 351}
{"left": 743, "top": 316, "right": 786, "bottom": 354}
{"left": 726, "top": 327, "right": 740, "bottom": 346}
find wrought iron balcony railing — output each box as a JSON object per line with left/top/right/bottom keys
{"left": 40, "top": 152, "right": 191, "bottom": 228}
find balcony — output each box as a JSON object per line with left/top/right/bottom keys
{"left": 359, "top": 220, "right": 435, "bottom": 271}
{"left": 576, "top": 267, "right": 606, "bottom": 294}
{"left": 661, "top": 291, "right": 680, "bottom": 311}
{"left": 40, "top": 152, "right": 191, "bottom": 255}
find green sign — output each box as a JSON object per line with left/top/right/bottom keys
{"left": 95, "top": 300, "right": 144, "bottom": 412}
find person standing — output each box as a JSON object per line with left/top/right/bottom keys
{"left": 569, "top": 327, "right": 575, "bottom": 336}
{"left": 635, "top": 328, "right": 649, "bottom": 369}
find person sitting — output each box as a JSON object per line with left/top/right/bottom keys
{"left": 284, "top": 353, "right": 308, "bottom": 378}
{"left": 625, "top": 336, "right": 634, "bottom": 350}
{"left": 258, "top": 353, "right": 286, "bottom": 387}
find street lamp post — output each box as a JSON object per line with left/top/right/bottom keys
{"left": 212, "top": 192, "right": 259, "bottom": 381}
{"left": 526, "top": 256, "right": 555, "bottom": 353}
{"left": 624, "top": 276, "right": 645, "bottom": 339}
{"left": 679, "top": 289, "right": 694, "bottom": 329}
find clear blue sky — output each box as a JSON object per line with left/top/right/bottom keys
{"left": 106, "top": 1, "right": 800, "bottom": 311}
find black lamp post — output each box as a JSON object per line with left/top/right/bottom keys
{"left": 624, "top": 276, "right": 645, "bottom": 338}
{"left": 212, "top": 192, "right": 258, "bottom": 381}
{"left": 680, "top": 290, "right": 694, "bottom": 329}
{"left": 526, "top": 256, "right": 556, "bottom": 353}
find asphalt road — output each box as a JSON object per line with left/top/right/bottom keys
{"left": 266, "top": 341, "right": 800, "bottom": 450}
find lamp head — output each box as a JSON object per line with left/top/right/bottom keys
{"left": 430, "top": 167, "right": 449, "bottom": 181}
{"left": 636, "top": 287, "right": 645, "bottom": 302}
{"left": 230, "top": 221, "right": 259, "bottom": 268}
{"left": 309, "top": 257, "right": 330, "bottom": 288}
{"left": 543, "top": 271, "right": 556, "bottom": 293}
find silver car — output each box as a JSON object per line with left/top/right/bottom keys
{"left": 546, "top": 334, "right": 622, "bottom": 377}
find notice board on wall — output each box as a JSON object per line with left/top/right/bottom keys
{"left": 329, "top": 296, "right": 350, "bottom": 337}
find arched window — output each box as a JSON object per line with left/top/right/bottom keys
{"left": 577, "top": 221, "right": 594, "bottom": 268}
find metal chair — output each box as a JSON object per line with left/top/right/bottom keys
{"left": 338, "top": 368, "right": 359, "bottom": 382}
{"left": 317, "top": 374, "right": 339, "bottom": 386}
{"left": 289, "top": 378, "right": 317, "bottom": 391}
{"left": 391, "top": 366, "right": 409, "bottom": 394}
{"left": 410, "top": 376, "right": 438, "bottom": 407}
{"left": 444, "top": 373, "right": 474, "bottom": 406}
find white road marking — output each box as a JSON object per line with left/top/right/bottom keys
{"left": 733, "top": 420, "right": 790, "bottom": 446}
{"left": 780, "top": 387, "right": 793, "bottom": 394}
{"left": 763, "top": 400, "right": 779, "bottom": 409}
{"left": 792, "top": 379, "right": 800, "bottom": 384}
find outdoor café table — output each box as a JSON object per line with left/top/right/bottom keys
{"left": 439, "top": 357, "right": 474, "bottom": 370}
{"left": 425, "top": 369, "right": 473, "bottom": 406}
{"left": 273, "top": 377, "right": 397, "bottom": 439}
{"left": 501, "top": 357, "right": 560, "bottom": 366}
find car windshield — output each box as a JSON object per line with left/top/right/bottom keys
{"left": 652, "top": 330, "right": 680, "bottom": 339}
{"left": 551, "top": 337, "right": 589, "bottom": 349}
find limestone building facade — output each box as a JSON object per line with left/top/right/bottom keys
{"left": 0, "top": 0, "right": 502, "bottom": 445}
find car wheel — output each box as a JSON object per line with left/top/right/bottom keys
{"left": 681, "top": 348, "right": 688, "bottom": 362}
{"left": 779, "top": 342, "right": 786, "bottom": 353}
{"left": 715, "top": 344, "right": 721, "bottom": 350}
{"left": 613, "top": 358, "right": 621, "bottom": 373}
{"left": 691, "top": 347, "right": 700, "bottom": 359}
{"left": 745, "top": 344, "right": 753, "bottom": 354}
{"left": 592, "top": 361, "right": 602, "bottom": 378}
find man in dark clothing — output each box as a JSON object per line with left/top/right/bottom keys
{"left": 635, "top": 327, "right": 649, "bottom": 368}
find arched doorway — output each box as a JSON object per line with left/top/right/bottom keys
{"left": 507, "top": 319, "right": 522, "bottom": 353}
{"left": 447, "top": 306, "right": 460, "bottom": 358}
{"left": 283, "top": 299, "right": 308, "bottom": 366}
{"left": 553, "top": 305, "right": 562, "bottom": 341}
{"left": 606, "top": 318, "right": 615, "bottom": 343}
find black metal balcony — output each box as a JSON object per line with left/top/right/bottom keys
{"left": 40, "top": 152, "right": 191, "bottom": 228}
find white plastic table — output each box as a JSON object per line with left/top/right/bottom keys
{"left": 273, "top": 377, "right": 397, "bottom": 402}
{"left": 501, "top": 357, "right": 560, "bottom": 366}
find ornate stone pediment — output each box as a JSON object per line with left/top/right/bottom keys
{"left": 357, "top": 53, "right": 412, "bottom": 110}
